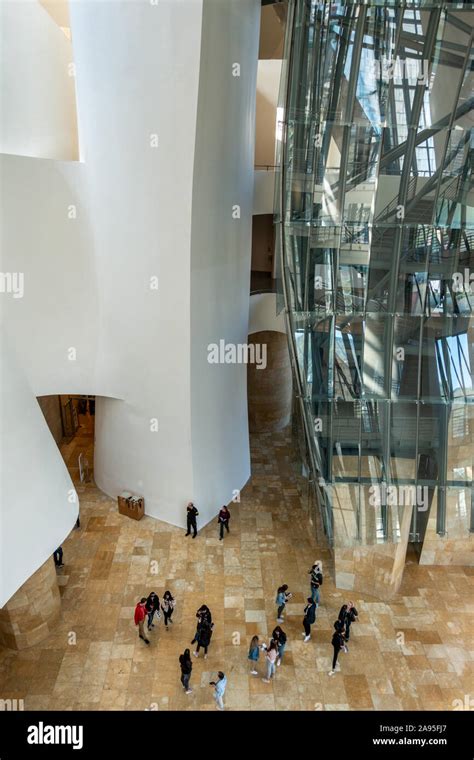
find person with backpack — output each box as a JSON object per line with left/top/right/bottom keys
{"left": 329, "top": 627, "right": 345, "bottom": 676}
{"left": 275, "top": 584, "right": 292, "bottom": 622}
{"left": 217, "top": 505, "right": 231, "bottom": 540}
{"left": 185, "top": 502, "right": 199, "bottom": 538}
{"left": 161, "top": 590, "right": 175, "bottom": 630}
{"left": 145, "top": 591, "right": 161, "bottom": 631}
{"left": 262, "top": 639, "right": 278, "bottom": 683}
{"left": 179, "top": 648, "right": 193, "bottom": 694}
{"left": 248, "top": 635, "right": 260, "bottom": 675}
{"left": 302, "top": 597, "right": 317, "bottom": 642}
{"left": 134, "top": 598, "right": 150, "bottom": 645}
{"left": 194, "top": 618, "right": 212, "bottom": 659}
{"left": 309, "top": 561, "right": 323, "bottom": 605}
{"left": 272, "top": 626, "right": 287, "bottom": 666}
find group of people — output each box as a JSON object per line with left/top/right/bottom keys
{"left": 130, "top": 504, "right": 359, "bottom": 708}
{"left": 330, "top": 602, "right": 359, "bottom": 676}
{"left": 134, "top": 590, "right": 176, "bottom": 645}
{"left": 185, "top": 502, "right": 231, "bottom": 541}
{"left": 266, "top": 563, "right": 359, "bottom": 678}
{"left": 178, "top": 605, "right": 226, "bottom": 710}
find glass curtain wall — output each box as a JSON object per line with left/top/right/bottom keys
{"left": 275, "top": 0, "right": 473, "bottom": 547}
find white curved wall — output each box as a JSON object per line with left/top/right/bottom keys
{"left": 249, "top": 292, "right": 286, "bottom": 335}
{"left": 0, "top": 0, "right": 78, "bottom": 160}
{"left": 189, "top": 0, "right": 260, "bottom": 522}
{"left": 254, "top": 169, "right": 277, "bottom": 214}
{"left": 1, "top": 333, "right": 77, "bottom": 606}
{"left": 1, "top": 0, "right": 260, "bottom": 604}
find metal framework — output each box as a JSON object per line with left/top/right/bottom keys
{"left": 276, "top": 0, "right": 474, "bottom": 548}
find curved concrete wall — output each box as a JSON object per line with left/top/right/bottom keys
{"left": 249, "top": 292, "right": 286, "bottom": 335}
{"left": 0, "top": 557, "right": 61, "bottom": 650}
{"left": 0, "top": 0, "right": 260, "bottom": 605}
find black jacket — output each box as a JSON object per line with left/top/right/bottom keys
{"left": 187, "top": 506, "right": 199, "bottom": 522}
{"left": 332, "top": 631, "right": 345, "bottom": 649}
{"left": 304, "top": 602, "right": 317, "bottom": 624}
{"left": 197, "top": 622, "right": 212, "bottom": 647}
{"left": 196, "top": 607, "right": 212, "bottom": 627}
{"left": 179, "top": 655, "right": 192, "bottom": 674}
{"left": 272, "top": 629, "right": 287, "bottom": 645}
{"left": 145, "top": 594, "right": 160, "bottom": 613}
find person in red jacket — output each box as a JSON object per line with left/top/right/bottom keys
{"left": 217, "top": 505, "right": 230, "bottom": 540}
{"left": 134, "top": 598, "right": 150, "bottom": 645}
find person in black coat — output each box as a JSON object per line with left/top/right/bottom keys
{"left": 303, "top": 597, "right": 317, "bottom": 641}
{"left": 191, "top": 605, "right": 212, "bottom": 644}
{"left": 193, "top": 620, "right": 212, "bottom": 659}
{"left": 185, "top": 502, "right": 199, "bottom": 538}
{"left": 145, "top": 592, "right": 161, "bottom": 631}
{"left": 329, "top": 629, "right": 345, "bottom": 675}
{"left": 343, "top": 602, "right": 358, "bottom": 641}
{"left": 179, "top": 649, "right": 193, "bottom": 694}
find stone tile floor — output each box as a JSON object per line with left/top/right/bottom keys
{"left": 0, "top": 417, "right": 472, "bottom": 711}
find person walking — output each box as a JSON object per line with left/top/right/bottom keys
{"left": 179, "top": 649, "right": 193, "bottom": 694}
{"left": 248, "top": 635, "right": 260, "bottom": 675}
{"left": 134, "top": 598, "right": 150, "bottom": 645}
{"left": 185, "top": 502, "right": 199, "bottom": 538}
{"left": 53, "top": 547, "right": 64, "bottom": 568}
{"left": 194, "top": 619, "right": 212, "bottom": 659}
{"left": 343, "top": 601, "right": 358, "bottom": 641}
{"left": 302, "top": 597, "right": 317, "bottom": 642}
{"left": 309, "top": 561, "right": 323, "bottom": 605}
{"left": 272, "top": 626, "right": 287, "bottom": 667}
{"left": 217, "top": 505, "right": 231, "bottom": 540}
{"left": 262, "top": 640, "right": 278, "bottom": 683}
{"left": 145, "top": 591, "right": 160, "bottom": 631}
{"left": 191, "top": 605, "right": 212, "bottom": 644}
{"left": 275, "top": 584, "right": 292, "bottom": 622}
{"left": 329, "top": 627, "right": 345, "bottom": 676}
{"left": 161, "top": 590, "right": 175, "bottom": 630}
{"left": 210, "top": 672, "right": 227, "bottom": 711}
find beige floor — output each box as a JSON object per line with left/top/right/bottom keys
{"left": 0, "top": 417, "right": 472, "bottom": 711}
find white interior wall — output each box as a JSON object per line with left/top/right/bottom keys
{"left": 0, "top": 0, "right": 78, "bottom": 160}
{"left": 189, "top": 0, "right": 260, "bottom": 524}
{"left": 1, "top": 0, "right": 260, "bottom": 604}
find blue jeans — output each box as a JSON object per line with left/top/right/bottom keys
{"left": 147, "top": 610, "right": 159, "bottom": 628}
{"left": 311, "top": 586, "right": 320, "bottom": 605}
{"left": 266, "top": 660, "right": 276, "bottom": 679}
{"left": 277, "top": 643, "right": 286, "bottom": 661}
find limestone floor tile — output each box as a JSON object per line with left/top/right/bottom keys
{"left": 1, "top": 426, "right": 472, "bottom": 713}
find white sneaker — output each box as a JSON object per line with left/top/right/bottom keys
{"left": 328, "top": 670, "right": 335, "bottom": 676}
{"left": 204, "top": 654, "right": 208, "bottom": 660}
{"left": 250, "top": 670, "right": 258, "bottom": 675}
{"left": 277, "top": 618, "right": 283, "bottom": 623}
{"left": 262, "top": 678, "right": 270, "bottom": 683}
{"left": 185, "top": 689, "right": 192, "bottom": 694}
{"left": 304, "top": 635, "right": 311, "bottom": 642}
{"left": 193, "top": 651, "right": 198, "bottom": 657}
{"left": 276, "top": 660, "right": 281, "bottom": 667}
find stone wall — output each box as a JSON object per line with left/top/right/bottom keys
{"left": 0, "top": 557, "right": 60, "bottom": 650}
{"left": 247, "top": 330, "right": 292, "bottom": 433}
